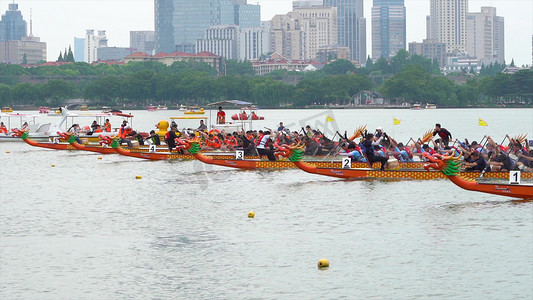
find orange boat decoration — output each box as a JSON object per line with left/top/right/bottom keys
{"left": 423, "top": 153, "right": 533, "bottom": 199}
{"left": 274, "top": 143, "right": 533, "bottom": 180}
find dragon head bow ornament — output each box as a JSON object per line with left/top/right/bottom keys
{"left": 423, "top": 152, "right": 462, "bottom": 176}
{"left": 275, "top": 143, "right": 305, "bottom": 162}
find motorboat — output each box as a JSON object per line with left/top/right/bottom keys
{"left": 1, "top": 107, "right": 13, "bottom": 113}
{"left": 39, "top": 106, "right": 50, "bottom": 113}
{"left": 184, "top": 108, "right": 205, "bottom": 114}
{"left": 410, "top": 104, "right": 423, "bottom": 110}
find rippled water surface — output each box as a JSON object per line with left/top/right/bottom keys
{"left": 1, "top": 109, "right": 532, "bottom": 299}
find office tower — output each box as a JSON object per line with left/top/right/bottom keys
{"left": 130, "top": 31, "right": 155, "bottom": 54}
{"left": 323, "top": 0, "right": 366, "bottom": 63}
{"left": 0, "top": 3, "right": 27, "bottom": 41}
{"left": 428, "top": 0, "right": 468, "bottom": 53}
{"left": 371, "top": 0, "right": 406, "bottom": 59}
{"left": 408, "top": 39, "right": 446, "bottom": 67}
{"left": 85, "top": 30, "right": 108, "bottom": 63}
{"left": 466, "top": 7, "right": 504, "bottom": 64}
{"left": 155, "top": 0, "right": 260, "bottom": 54}
{"left": 260, "top": 21, "right": 271, "bottom": 55}
{"left": 74, "top": 37, "right": 85, "bottom": 62}
{"left": 292, "top": 5, "right": 337, "bottom": 60}
{"left": 271, "top": 14, "right": 305, "bottom": 60}
{"left": 197, "top": 25, "right": 239, "bottom": 59}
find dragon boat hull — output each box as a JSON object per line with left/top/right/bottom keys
{"left": 447, "top": 176, "right": 533, "bottom": 199}
{"left": 422, "top": 153, "right": 533, "bottom": 199}
{"left": 290, "top": 161, "right": 532, "bottom": 180}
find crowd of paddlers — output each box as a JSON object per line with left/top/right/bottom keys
{"left": 134, "top": 121, "right": 532, "bottom": 173}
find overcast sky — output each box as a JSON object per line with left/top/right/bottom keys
{"left": 1, "top": 0, "right": 532, "bottom": 65}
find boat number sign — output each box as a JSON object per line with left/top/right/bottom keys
{"left": 509, "top": 171, "right": 521, "bottom": 184}
{"left": 149, "top": 145, "right": 157, "bottom": 153}
{"left": 342, "top": 157, "right": 352, "bottom": 169}
{"left": 235, "top": 150, "right": 244, "bottom": 160}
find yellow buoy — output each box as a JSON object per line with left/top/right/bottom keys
{"left": 248, "top": 211, "right": 255, "bottom": 218}
{"left": 5, "top": 150, "right": 10, "bottom": 153}
{"left": 318, "top": 259, "right": 329, "bottom": 268}
{"left": 51, "top": 164, "right": 55, "bottom": 167}
{"left": 135, "top": 175, "right": 142, "bottom": 179}
{"left": 97, "top": 157, "right": 102, "bottom": 160}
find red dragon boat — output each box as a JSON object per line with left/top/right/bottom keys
{"left": 423, "top": 153, "right": 533, "bottom": 199}
{"left": 273, "top": 143, "right": 533, "bottom": 180}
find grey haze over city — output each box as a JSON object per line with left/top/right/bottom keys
{"left": 1, "top": 0, "right": 532, "bottom": 65}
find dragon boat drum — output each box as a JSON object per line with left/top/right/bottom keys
{"left": 385, "top": 158, "right": 399, "bottom": 170}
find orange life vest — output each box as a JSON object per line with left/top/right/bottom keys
{"left": 0, "top": 125, "right": 7, "bottom": 134}
{"left": 104, "top": 122, "right": 111, "bottom": 132}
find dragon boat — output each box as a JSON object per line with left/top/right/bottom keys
{"left": 13, "top": 129, "right": 78, "bottom": 150}
{"left": 103, "top": 137, "right": 259, "bottom": 161}
{"left": 274, "top": 143, "right": 533, "bottom": 180}
{"left": 174, "top": 138, "right": 429, "bottom": 171}
{"left": 423, "top": 153, "right": 533, "bottom": 199}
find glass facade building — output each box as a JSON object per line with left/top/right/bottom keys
{"left": 155, "top": 0, "right": 260, "bottom": 54}
{"left": 322, "top": 0, "right": 366, "bottom": 63}
{"left": 0, "top": 3, "right": 27, "bottom": 42}
{"left": 371, "top": 0, "right": 405, "bottom": 59}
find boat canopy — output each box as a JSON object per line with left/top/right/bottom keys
{"left": 207, "top": 100, "right": 253, "bottom": 107}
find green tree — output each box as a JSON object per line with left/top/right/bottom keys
{"left": 0, "top": 84, "right": 12, "bottom": 106}
{"left": 22, "top": 53, "right": 28, "bottom": 64}
{"left": 321, "top": 59, "right": 357, "bottom": 75}
{"left": 224, "top": 60, "right": 254, "bottom": 76}
{"left": 57, "top": 51, "right": 63, "bottom": 62}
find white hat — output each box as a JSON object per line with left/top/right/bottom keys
{"left": 376, "top": 127, "right": 383, "bottom": 131}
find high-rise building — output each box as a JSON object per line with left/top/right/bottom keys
{"left": 371, "top": 0, "right": 406, "bottom": 59}
{"left": 130, "top": 31, "right": 155, "bottom": 54}
{"left": 85, "top": 30, "right": 108, "bottom": 63}
{"left": 0, "top": 3, "right": 27, "bottom": 41}
{"left": 466, "top": 7, "right": 504, "bottom": 64}
{"left": 239, "top": 27, "right": 268, "bottom": 60}
{"left": 74, "top": 37, "right": 85, "bottom": 62}
{"left": 97, "top": 47, "right": 137, "bottom": 62}
{"left": 197, "top": 25, "right": 239, "bottom": 59}
{"left": 155, "top": 0, "right": 260, "bottom": 54}
{"left": 323, "top": 0, "right": 366, "bottom": 63}
{"left": 271, "top": 14, "right": 305, "bottom": 60}
{"left": 0, "top": 37, "right": 46, "bottom": 64}
{"left": 408, "top": 39, "right": 446, "bottom": 67}
{"left": 292, "top": 5, "right": 337, "bottom": 60}
{"left": 427, "top": 0, "right": 468, "bottom": 53}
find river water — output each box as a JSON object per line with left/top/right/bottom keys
{"left": 1, "top": 108, "right": 532, "bottom": 299}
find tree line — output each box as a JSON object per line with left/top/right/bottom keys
{"left": 0, "top": 50, "right": 531, "bottom": 108}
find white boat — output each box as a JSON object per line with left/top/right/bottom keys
{"left": 425, "top": 103, "right": 437, "bottom": 109}
{"left": 410, "top": 103, "right": 423, "bottom": 110}
{"left": 178, "top": 105, "right": 188, "bottom": 111}
{"left": 0, "top": 111, "right": 65, "bottom": 142}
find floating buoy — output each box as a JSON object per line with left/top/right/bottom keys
{"left": 5, "top": 150, "right": 10, "bottom": 153}
{"left": 248, "top": 211, "right": 255, "bottom": 218}
{"left": 97, "top": 157, "right": 102, "bottom": 160}
{"left": 318, "top": 258, "right": 329, "bottom": 268}
{"left": 135, "top": 175, "right": 142, "bottom": 179}
{"left": 51, "top": 164, "right": 55, "bottom": 167}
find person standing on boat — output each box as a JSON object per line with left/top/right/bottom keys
{"left": 433, "top": 123, "right": 452, "bottom": 146}
{"left": 257, "top": 130, "right": 276, "bottom": 161}
{"left": 362, "top": 133, "right": 388, "bottom": 170}
{"left": 165, "top": 126, "right": 180, "bottom": 151}
{"left": 217, "top": 106, "right": 225, "bottom": 124}
{"left": 104, "top": 119, "right": 112, "bottom": 132}
{"left": 0, "top": 122, "right": 7, "bottom": 134}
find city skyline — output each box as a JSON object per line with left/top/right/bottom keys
{"left": 0, "top": 0, "right": 531, "bottom": 65}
